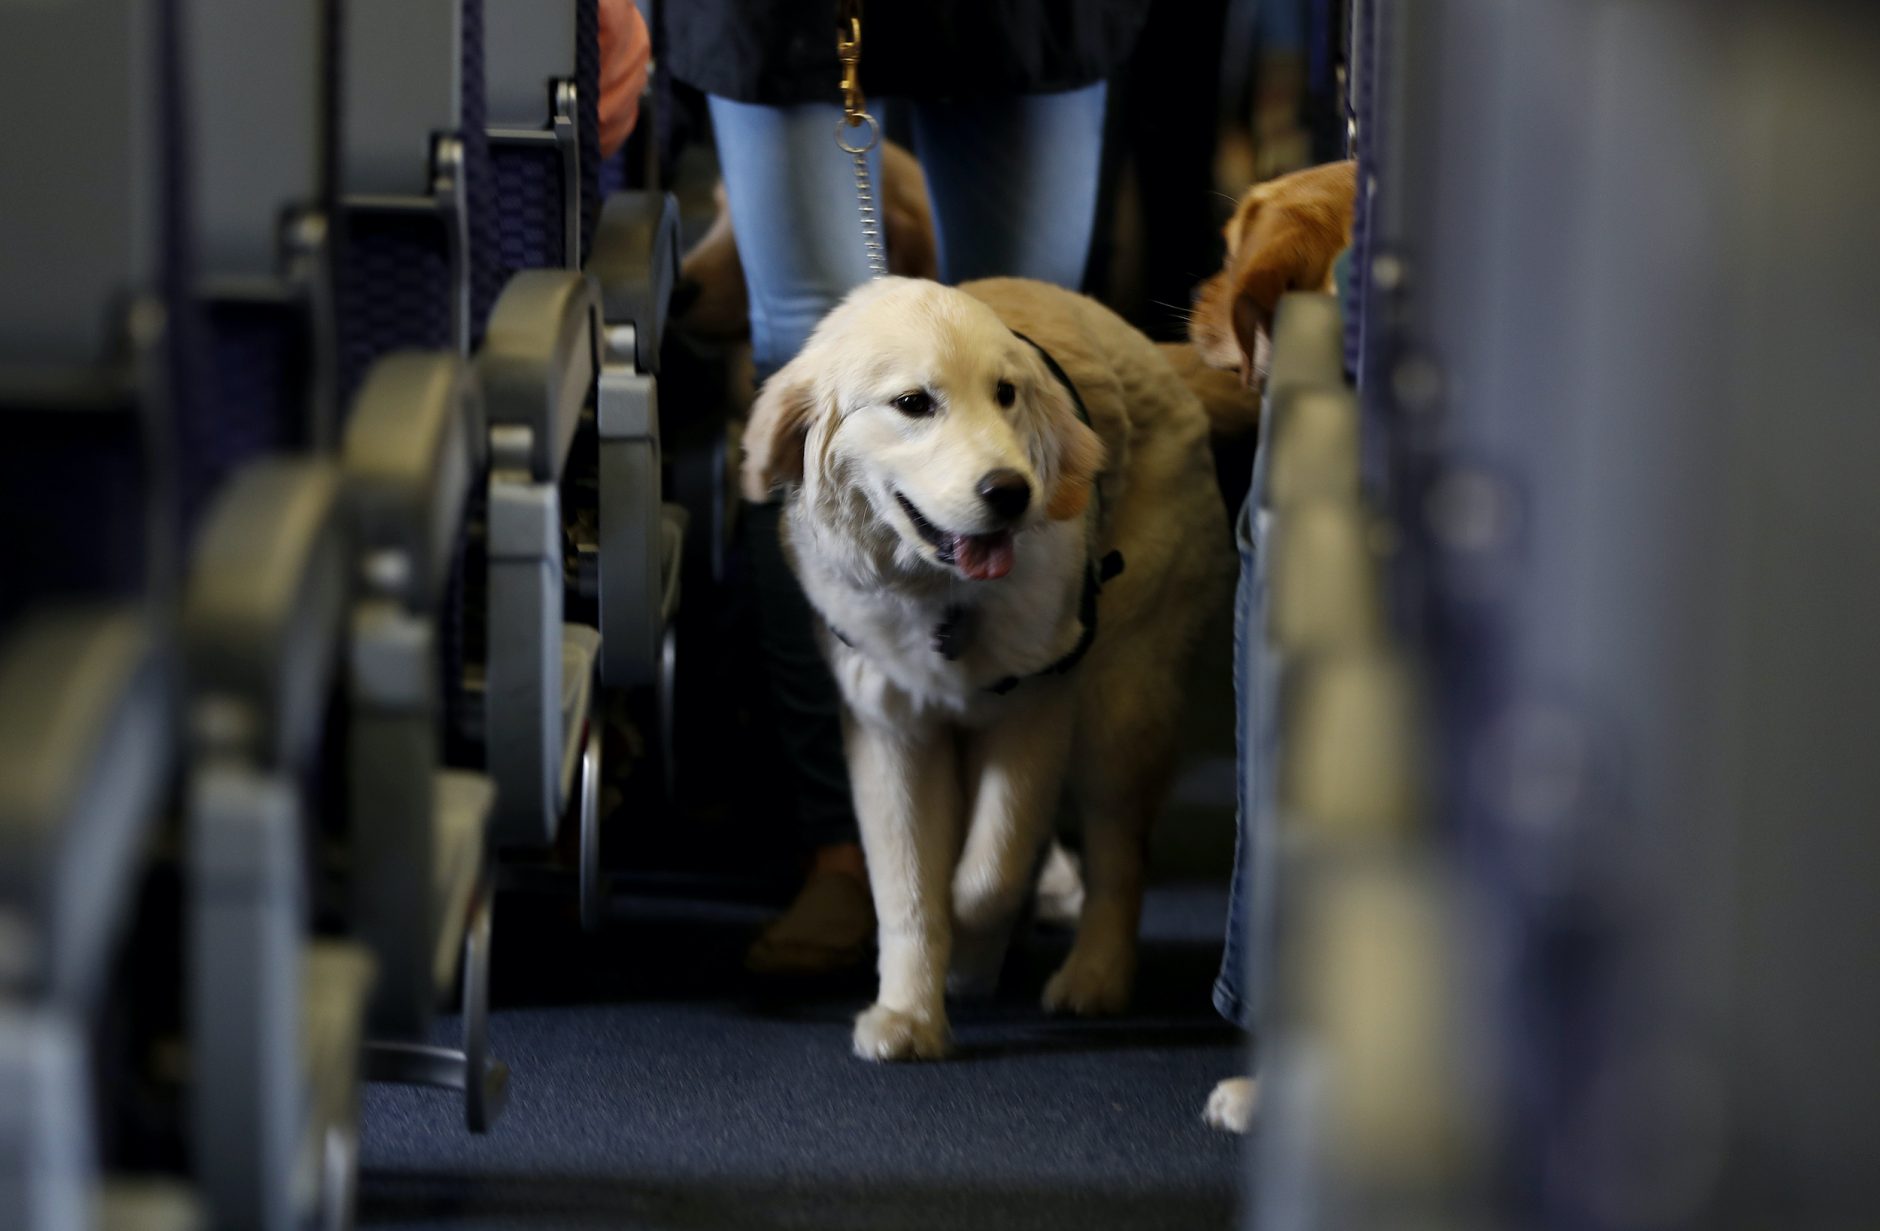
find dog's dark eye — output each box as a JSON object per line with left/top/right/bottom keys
{"left": 996, "top": 380, "right": 1016, "bottom": 408}
{"left": 892, "top": 391, "right": 934, "bottom": 417}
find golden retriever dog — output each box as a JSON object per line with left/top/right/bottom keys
{"left": 742, "top": 276, "right": 1233, "bottom": 1060}
{"left": 1189, "top": 159, "right": 1358, "bottom": 1132}
{"left": 1191, "top": 159, "right": 1358, "bottom": 389}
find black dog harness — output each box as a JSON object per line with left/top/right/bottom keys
{"left": 824, "top": 331, "right": 1125, "bottom": 694}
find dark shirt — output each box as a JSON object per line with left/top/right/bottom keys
{"left": 663, "top": 0, "right": 1152, "bottom": 105}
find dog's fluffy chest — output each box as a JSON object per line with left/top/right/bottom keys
{"left": 792, "top": 516, "right": 1089, "bottom": 726}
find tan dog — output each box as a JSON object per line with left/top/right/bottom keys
{"left": 1156, "top": 339, "right": 1264, "bottom": 437}
{"left": 742, "top": 277, "right": 1233, "bottom": 1060}
{"left": 1190, "top": 160, "right": 1358, "bottom": 388}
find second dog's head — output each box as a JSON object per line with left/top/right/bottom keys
{"left": 1191, "top": 160, "right": 1358, "bottom": 386}
{"left": 741, "top": 278, "right": 1104, "bottom": 583}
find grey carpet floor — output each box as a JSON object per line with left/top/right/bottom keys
{"left": 357, "top": 883, "right": 1248, "bottom": 1230}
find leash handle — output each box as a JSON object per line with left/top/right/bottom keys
{"left": 834, "top": 0, "right": 887, "bottom": 278}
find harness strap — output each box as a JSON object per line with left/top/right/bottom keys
{"left": 986, "top": 548, "right": 1125, "bottom": 695}
{"left": 983, "top": 330, "right": 1123, "bottom": 693}
{"left": 1010, "top": 329, "right": 1094, "bottom": 429}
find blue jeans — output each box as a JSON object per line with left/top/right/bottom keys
{"left": 1216, "top": 417, "right": 1278, "bottom": 1037}
{"left": 709, "top": 86, "right": 1109, "bottom": 850}
{"left": 708, "top": 86, "right": 1108, "bottom": 375}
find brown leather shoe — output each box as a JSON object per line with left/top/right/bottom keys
{"left": 745, "top": 868, "right": 876, "bottom": 975}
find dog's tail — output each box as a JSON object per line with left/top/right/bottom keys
{"left": 1158, "top": 342, "right": 1262, "bottom": 438}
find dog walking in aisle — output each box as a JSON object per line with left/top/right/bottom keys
{"left": 742, "top": 276, "right": 1233, "bottom": 1060}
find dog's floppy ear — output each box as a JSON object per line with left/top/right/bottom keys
{"left": 1229, "top": 228, "right": 1336, "bottom": 385}
{"left": 1027, "top": 360, "right": 1106, "bottom": 522}
{"left": 1226, "top": 161, "right": 1358, "bottom": 385}
{"left": 741, "top": 370, "right": 816, "bottom": 503}
{"left": 1230, "top": 272, "right": 1278, "bottom": 388}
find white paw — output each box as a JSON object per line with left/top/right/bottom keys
{"left": 1041, "top": 944, "right": 1133, "bottom": 1016}
{"left": 1032, "top": 841, "right": 1084, "bottom": 928}
{"left": 851, "top": 1003, "right": 950, "bottom": 1062}
{"left": 1203, "top": 1076, "right": 1259, "bottom": 1133}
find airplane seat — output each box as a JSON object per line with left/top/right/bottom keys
{"left": 327, "top": 0, "right": 515, "bottom": 1136}
{"left": 478, "top": 0, "right": 689, "bottom": 878}
{"left": 570, "top": 0, "right": 689, "bottom": 784}
{"left": 0, "top": 0, "right": 382, "bottom": 1226}
{"left": 181, "top": 0, "right": 426, "bottom": 1221}
{"left": 0, "top": 0, "right": 202, "bottom": 1225}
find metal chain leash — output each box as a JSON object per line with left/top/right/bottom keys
{"left": 835, "top": 0, "right": 887, "bottom": 278}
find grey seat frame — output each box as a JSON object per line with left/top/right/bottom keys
{"left": 588, "top": 191, "right": 685, "bottom": 700}
{"left": 480, "top": 271, "right": 605, "bottom": 856}
{"left": 0, "top": 2, "right": 212, "bottom": 1225}
{"left": 484, "top": 0, "right": 687, "bottom": 717}
{"left": 342, "top": 351, "right": 509, "bottom": 1132}
{"left": 181, "top": 460, "right": 374, "bottom": 1231}
{"left": 0, "top": 613, "right": 186, "bottom": 1231}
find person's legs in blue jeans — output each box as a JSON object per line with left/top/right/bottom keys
{"left": 1215, "top": 489, "right": 1265, "bottom": 1036}
{"left": 910, "top": 82, "right": 1108, "bottom": 288}
{"left": 706, "top": 98, "right": 886, "bottom": 380}
{"left": 707, "top": 86, "right": 1109, "bottom": 973}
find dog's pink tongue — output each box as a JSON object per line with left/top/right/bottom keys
{"left": 953, "top": 531, "right": 1015, "bottom": 581}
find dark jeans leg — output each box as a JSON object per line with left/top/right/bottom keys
{"left": 1215, "top": 487, "right": 1261, "bottom": 1035}
{"left": 742, "top": 501, "right": 859, "bottom": 852}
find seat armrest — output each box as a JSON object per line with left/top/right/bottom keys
{"left": 182, "top": 459, "right": 347, "bottom": 773}
{"left": 479, "top": 270, "right": 599, "bottom": 482}
{"left": 343, "top": 352, "right": 484, "bottom": 612}
{"left": 430, "top": 771, "right": 493, "bottom": 990}
{"left": 587, "top": 191, "right": 679, "bottom": 373}
{"left": 300, "top": 942, "right": 376, "bottom": 1187}
{"left": 101, "top": 1180, "right": 205, "bottom": 1231}
{"left": 1266, "top": 385, "right": 1361, "bottom": 510}
{"left": 0, "top": 608, "right": 170, "bottom": 1006}
{"left": 1267, "top": 293, "right": 1346, "bottom": 398}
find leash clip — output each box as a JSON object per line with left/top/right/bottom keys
{"left": 837, "top": 15, "right": 865, "bottom": 124}
{"left": 834, "top": 2, "right": 886, "bottom": 276}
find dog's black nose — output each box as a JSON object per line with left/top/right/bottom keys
{"left": 976, "top": 469, "right": 1032, "bottom": 521}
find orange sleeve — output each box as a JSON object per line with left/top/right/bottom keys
{"left": 598, "top": 0, "right": 651, "bottom": 158}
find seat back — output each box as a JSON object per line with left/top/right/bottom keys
{"left": 0, "top": 3, "right": 201, "bottom": 1225}
{"left": 336, "top": 0, "right": 500, "bottom": 399}
{"left": 0, "top": 0, "right": 190, "bottom": 983}
{"left": 0, "top": 3, "right": 172, "bottom": 371}
{"left": 0, "top": 0, "right": 196, "bottom": 618}
{"left": 342, "top": 352, "right": 484, "bottom": 1035}
{"left": 188, "top": 0, "right": 339, "bottom": 480}
{"left": 485, "top": 0, "right": 582, "bottom": 276}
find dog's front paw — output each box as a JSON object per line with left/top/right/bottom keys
{"left": 1041, "top": 945, "right": 1133, "bottom": 1016}
{"left": 852, "top": 1004, "right": 950, "bottom": 1062}
{"left": 1203, "top": 1076, "right": 1259, "bottom": 1133}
